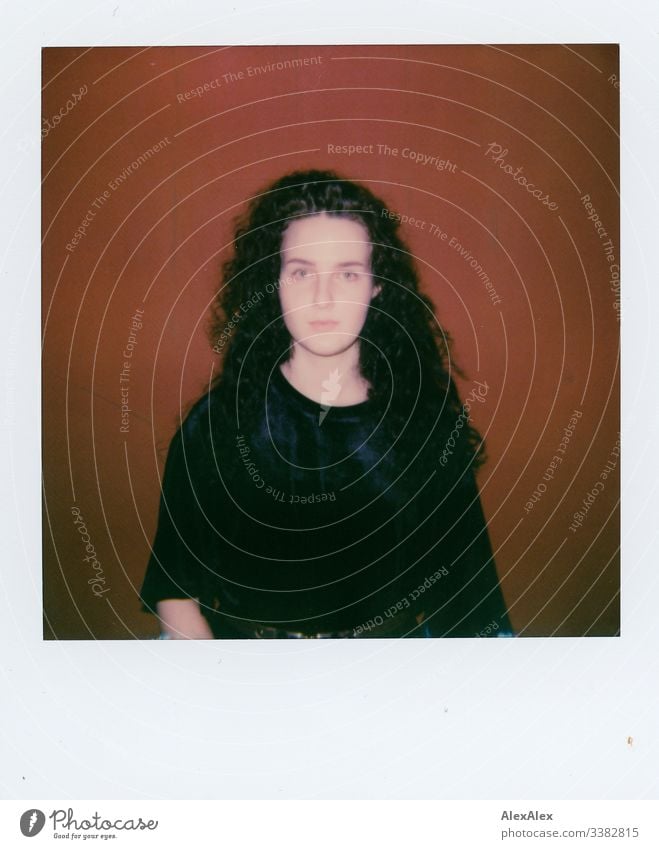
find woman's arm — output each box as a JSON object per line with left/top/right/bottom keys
{"left": 156, "top": 598, "right": 214, "bottom": 639}
{"left": 419, "top": 469, "right": 513, "bottom": 637}
{"left": 141, "top": 407, "right": 219, "bottom": 639}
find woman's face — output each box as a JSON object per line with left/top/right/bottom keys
{"left": 278, "top": 212, "right": 380, "bottom": 359}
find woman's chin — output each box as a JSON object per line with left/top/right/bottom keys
{"left": 299, "top": 336, "right": 358, "bottom": 358}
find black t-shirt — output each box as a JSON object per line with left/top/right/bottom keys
{"left": 140, "top": 367, "right": 513, "bottom": 638}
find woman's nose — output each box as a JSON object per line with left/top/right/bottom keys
{"left": 312, "top": 270, "right": 334, "bottom": 305}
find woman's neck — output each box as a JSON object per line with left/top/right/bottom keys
{"left": 280, "top": 345, "right": 370, "bottom": 406}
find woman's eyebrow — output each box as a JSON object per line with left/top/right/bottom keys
{"left": 282, "top": 258, "right": 370, "bottom": 268}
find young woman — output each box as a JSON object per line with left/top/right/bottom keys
{"left": 140, "top": 169, "right": 513, "bottom": 639}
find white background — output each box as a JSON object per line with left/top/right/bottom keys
{"left": 1, "top": 0, "right": 658, "bottom": 801}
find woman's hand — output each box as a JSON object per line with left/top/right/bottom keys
{"left": 156, "top": 598, "right": 214, "bottom": 639}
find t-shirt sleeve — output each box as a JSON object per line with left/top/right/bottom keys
{"left": 420, "top": 468, "right": 514, "bottom": 638}
{"left": 139, "top": 421, "right": 210, "bottom": 614}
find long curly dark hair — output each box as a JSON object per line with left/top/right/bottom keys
{"left": 207, "top": 169, "right": 486, "bottom": 481}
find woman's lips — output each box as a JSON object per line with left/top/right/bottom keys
{"left": 309, "top": 320, "right": 339, "bottom": 329}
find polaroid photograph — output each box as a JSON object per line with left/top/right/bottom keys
{"left": 42, "top": 44, "right": 618, "bottom": 643}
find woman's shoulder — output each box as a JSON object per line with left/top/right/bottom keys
{"left": 180, "top": 390, "right": 213, "bottom": 432}
{"left": 161, "top": 390, "right": 236, "bottom": 492}
{"left": 171, "top": 388, "right": 231, "bottom": 457}
{"left": 183, "top": 382, "right": 238, "bottom": 428}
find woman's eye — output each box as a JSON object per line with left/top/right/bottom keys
{"left": 341, "top": 271, "right": 358, "bottom": 281}
{"left": 291, "top": 268, "right": 310, "bottom": 280}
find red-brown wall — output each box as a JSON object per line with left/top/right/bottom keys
{"left": 42, "top": 45, "right": 619, "bottom": 638}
